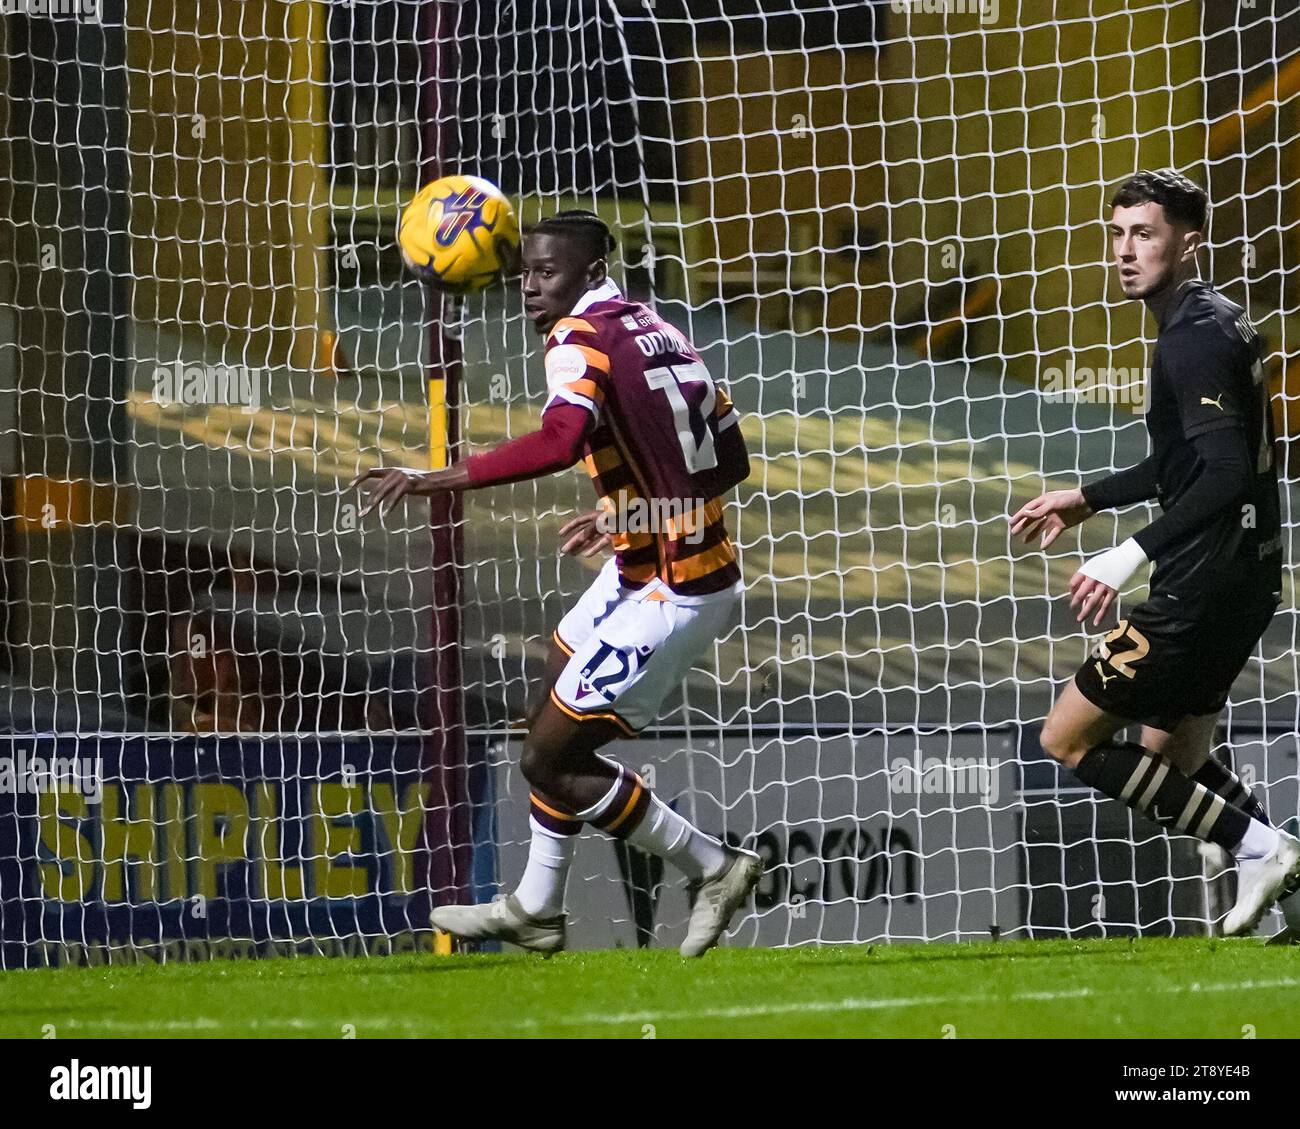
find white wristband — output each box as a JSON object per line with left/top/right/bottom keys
{"left": 1077, "top": 537, "right": 1149, "bottom": 590}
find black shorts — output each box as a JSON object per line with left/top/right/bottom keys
{"left": 1073, "top": 588, "right": 1280, "bottom": 732}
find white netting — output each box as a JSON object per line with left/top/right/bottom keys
{"left": 453, "top": 0, "right": 1300, "bottom": 946}
{"left": 0, "top": 0, "right": 1297, "bottom": 965}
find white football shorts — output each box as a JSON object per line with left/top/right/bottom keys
{"left": 550, "top": 557, "right": 741, "bottom": 735}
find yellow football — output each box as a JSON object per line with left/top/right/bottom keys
{"left": 397, "top": 174, "right": 520, "bottom": 293}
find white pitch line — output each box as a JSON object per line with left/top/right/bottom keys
{"left": 44, "top": 1015, "right": 427, "bottom": 1034}
{"left": 510, "top": 975, "right": 1300, "bottom": 1029}
{"left": 22, "top": 975, "right": 1300, "bottom": 1036}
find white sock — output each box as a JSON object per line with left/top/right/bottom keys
{"left": 624, "top": 792, "right": 728, "bottom": 881}
{"left": 1234, "top": 817, "right": 1280, "bottom": 861}
{"left": 513, "top": 816, "right": 578, "bottom": 918}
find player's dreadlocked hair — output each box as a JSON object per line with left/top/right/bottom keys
{"left": 527, "top": 209, "right": 617, "bottom": 263}
{"left": 1111, "top": 168, "right": 1209, "bottom": 231}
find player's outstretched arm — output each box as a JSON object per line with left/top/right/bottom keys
{"left": 349, "top": 463, "right": 469, "bottom": 518}
{"left": 1011, "top": 456, "right": 1158, "bottom": 624}
{"left": 350, "top": 403, "right": 591, "bottom": 519}
{"left": 1078, "top": 454, "right": 1159, "bottom": 512}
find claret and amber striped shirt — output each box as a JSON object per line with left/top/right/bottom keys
{"left": 542, "top": 280, "right": 744, "bottom": 598}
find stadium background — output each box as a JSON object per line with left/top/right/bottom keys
{"left": 0, "top": 0, "right": 1298, "bottom": 963}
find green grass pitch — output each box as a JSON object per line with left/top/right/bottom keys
{"left": 3, "top": 937, "right": 1298, "bottom": 1038}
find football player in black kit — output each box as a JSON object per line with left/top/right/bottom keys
{"left": 1011, "top": 169, "right": 1300, "bottom": 939}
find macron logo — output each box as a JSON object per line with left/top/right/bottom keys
{"left": 50, "top": 1060, "right": 152, "bottom": 1110}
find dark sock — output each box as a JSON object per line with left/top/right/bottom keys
{"left": 1192, "top": 758, "right": 1271, "bottom": 826}
{"left": 1074, "top": 741, "right": 1250, "bottom": 851}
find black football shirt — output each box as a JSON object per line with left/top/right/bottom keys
{"left": 1143, "top": 280, "right": 1281, "bottom": 600}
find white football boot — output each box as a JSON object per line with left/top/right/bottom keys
{"left": 680, "top": 846, "right": 763, "bottom": 958}
{"left": 430, "top": 894, "right": 567, "bottom": 954}
{"left": 1224, "top": 832, "right": 1300, "bottom": 937}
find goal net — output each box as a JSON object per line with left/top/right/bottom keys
{"left": 0, "top": 0, "right": 1297, "bottom": 965}
{"left": 451, "top": 0, "right": 1300, "bottom": 947}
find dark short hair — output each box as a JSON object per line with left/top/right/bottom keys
{"left": 1110, "top": 169, "right": 1208, "bottom": 230}
{"left": 525, "top": 209, "right": 616, "bottom": 263}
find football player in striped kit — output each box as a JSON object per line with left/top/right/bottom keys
{"left": 354, "top": 211, "right": 761, "bottom": 955}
